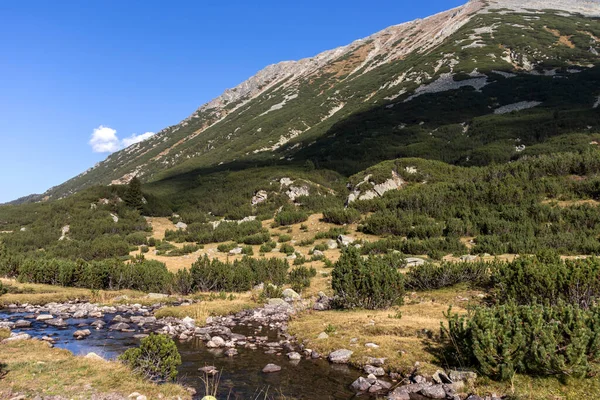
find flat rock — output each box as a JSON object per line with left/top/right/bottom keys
{"left": 73, "top": 329, "right": 91, "bottom": 339}
{"left": 262, "top": 363, "right": 282, "bottom": 373}
{"left": 328, "top": 349, "right": 353, "bottom": 364}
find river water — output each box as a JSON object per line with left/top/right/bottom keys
{"left": 0, "top": 309, "right": 365, "bottom": 399}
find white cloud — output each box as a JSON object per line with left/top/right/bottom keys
{"left": 89, "top": 126, "right": 155, "bottom": 153}
{"left": 90, "top": 125, "right": 120, "bottom": 153}
{"left": 122, "top": 132, "right": 155, "bottom": 147}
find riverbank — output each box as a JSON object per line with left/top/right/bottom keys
{"left": 0, "top": 339, "right": 191, "bottom": 400}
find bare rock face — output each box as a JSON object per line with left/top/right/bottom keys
{"left": 252, "top": 190, "right": 268, "bottom": 205}
{"left": 348, "top": 171, "right": 405, "bottom": 203}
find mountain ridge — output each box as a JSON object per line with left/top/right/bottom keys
{"left": 26, "top": 0, "right": 600, "bottom": 204}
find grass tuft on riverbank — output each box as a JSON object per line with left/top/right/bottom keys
{"left": 0, "top": 340, "right": 191, "bottom": 399}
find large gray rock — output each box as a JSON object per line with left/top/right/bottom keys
{"left": 147, "top": 293, "right": 168, "bottom": 299}
{"left": 252, "top": 190, "right": 268, "bottom": 205}
{"left": 351, "top": 377, "right": 372, "bottom": 392}
{"left": 229, "top": 247, "right": 243, "bottom": 255}
{"left": 46, "top": 318, "right": 67, "bottom": 327}
{"left": 337, "top": 235, "right": 355, "bottom": 246}
{"left": 109, "top": 322, "right": 131, "bottom": 331}
{"left": 14, "top": 320, "right": 31, "bottom": 328}
{"left": 73, "top": 329, "right": 91, "bottom": 339}
{"left": 262, "top": 363, "right": 282, "bottom": 373}
{"left": 328, "top": 349, "right": 353, "bottom": 364}
{"left": 448, "top": 369, "right": 478, "bottom": 383}
{"left": 419, "top": 385, "right": 447, "bottom": 399}
{"left": 2, "top": 333, "right": 30, "bottom": 343}
{"left": 404, "top": 257, "right": 426, "bottom": 267}
{"left": 282, "top": 288, "right": 300, "bottom": 300}
{"left": 364, "top": 365, "right": 385, "bottom": 376}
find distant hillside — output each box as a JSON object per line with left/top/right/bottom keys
{"left": 33, "top": 0, "right": 600, "bottom": 209}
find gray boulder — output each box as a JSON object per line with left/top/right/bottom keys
{"left": 282, "top": 288, "right": 300, "bottom": 300}
{"left": 351, "top": 377, "right": 372, "bottom": 392}
{"left": 328, "top": 349, "right": 353, "bottom": 364}
{"left": 262, "top": 363, "right": 282, "bottom": 373}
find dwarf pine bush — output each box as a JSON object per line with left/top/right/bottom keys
{"left": 332, "top": 247, "right": 405, "bottom": 309}
{"left": 119, "top": 334, "right": 181, "bottom": 382}
{"left": 443, "top": 302, "right": 600, "bottom": 380}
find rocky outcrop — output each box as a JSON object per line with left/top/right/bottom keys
{"left": 347, "top": 171, "right": 405, "bottom": 204}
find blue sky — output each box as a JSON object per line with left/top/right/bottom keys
{"left": 0, "top": 0, "right": 464, "bottom": 203}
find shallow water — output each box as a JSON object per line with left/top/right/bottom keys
{"left": 1, "top": 310, "right": 365, "bottom": 399}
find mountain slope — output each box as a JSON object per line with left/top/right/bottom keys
{"left": 42, "top": 0, "right": 600, "bottom": 203}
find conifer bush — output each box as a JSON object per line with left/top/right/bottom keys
{"left": 119, "top": 334, "right": 181, "bottom": 382}
{"left": 274, "top": 209, "right": 308, "bottom": 226}
{"left": 406, "top": 261, "right": 493, "bottom": 290}
{"left": 322, "top": 207, "right": 361, "bottom": 225}
{"left": 491, "top": 255, "right": 600, "bottom": 308}
{"left": 288, "top": 266, "right": 317, "bottom": 293}
{"left": 332, "top": 247, "right": 405, "bottom": 309}
{"left": 444, "top": 303, "right": 600, "bottom": 380}
{"left": 190, "top": 255, "right": 289, "bottom": 292}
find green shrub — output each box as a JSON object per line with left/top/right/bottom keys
{"left": 491, "top": 255, "right": 600, "bottom": 308}
{"left": 119, "top": 334, "right": 181, "bottom": 382}
{"left": 261, "top": 284, "right": 283, "bottom": 300}
{"left": 443, "top": 303, "right": 600, "bottom": 381}
{"left": 278, "top": 234, "right": 292, "bottom": 243}
{"left": 125, "top": 232, "right": 149, "bottom": 246}
{"left": 298, "top": 238, "right": 315, "bottom": 246}
{"left": 332, "top": 247, "right": 405, "bottom": 309}
{"left": 406, "top": 261, "right": 493, "bottom": 291}
{"left": 0, "top": 282, "right": 6, "bottom": 296}
{"left": 280, "top": 243, "right": 295, "bottom": 255}
{"left": 167, "top": 244, "right": 201, "bottom": 256}
{"left": 259, "top": 241, "right": 277, "bottom": 253}
{"left": 217, "top": 242, "right": 238, "bottom": 253}
{"left": 190, "top": 255, "right": 289, "bottom": 292}
{"left": 140, "top": 245, "right": 149, "bottom": 254}
{"left": 322, "top": 207, "right": 361, "bottom": 225}
{"left": 312, "top": 243, "right": 328, "bottom": 252}
{"left": 288, "top": 266, "right": 317, "bottom": 292}
{"left": 171, "top": 268, "right": 193, "bottom": 295}
{"left": 242, "top": 232, "right": 270, "bottom": 245}
{"left": 274, "top": 209, "right": 308, "bottom": 226}
{"left": 315, "top": 227, "right": 348, "bottom": 240}
{"left": 241, "top": 245, "right": 254, "bottom": 256}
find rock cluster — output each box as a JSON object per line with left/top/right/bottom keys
{"left": 384, "top": 370, "right": 486, "bottom": 400}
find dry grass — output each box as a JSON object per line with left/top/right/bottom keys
{"left": 288, "top": 286, "right": 481, "bottom": 375}
{"left": 544, "top": 27, "right": 575, "bottom": 48}
{"left": 145, "top": 216, "right": 177, "bottom": 240}
{"left": 0, "top": 279, "right": 167, "bottom": 307}
{"left": 0, "top": 340, "right": 190, "bottom": 399}
{"left": 154, "top": 292, "right": 258, "bottom": 324}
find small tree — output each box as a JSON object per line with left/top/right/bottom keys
{"left": 119, "top": 334, "right": 181, "bottom": 382}
{"left": 123, "top": 177, "right": 144, "bottom": 210}
{"left": 332, "top": 247, "right": 405, "bottom": 309}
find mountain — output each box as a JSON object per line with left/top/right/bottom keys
{"left": 39, "top": 0, "right": 600, "bottom": 211}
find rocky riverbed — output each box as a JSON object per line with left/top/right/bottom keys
{"left": 1, "top": 298, "right": 500, "bottom": 400}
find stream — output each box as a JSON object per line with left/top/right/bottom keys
{"left": 0, "top": 308, "right": 364, "bottom": 399}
